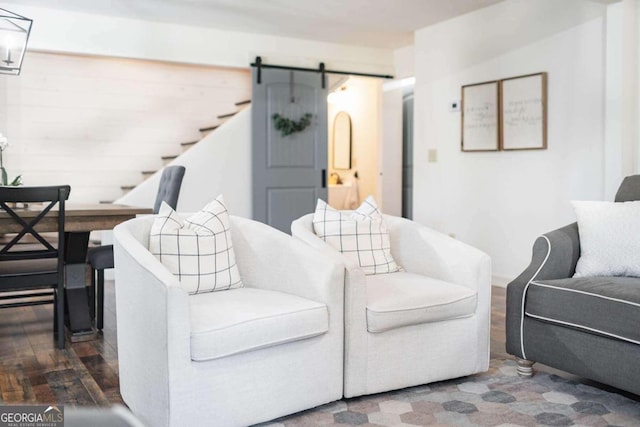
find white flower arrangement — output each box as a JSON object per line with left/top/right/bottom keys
{"left": 0, "top": 133, "right": 22, "bottom": 186}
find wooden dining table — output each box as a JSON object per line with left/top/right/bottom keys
{"left": 0, "top": 203, "right": 152, "bottom": 341}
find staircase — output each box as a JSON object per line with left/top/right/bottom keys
{"left": 116, "top": 104, "right": 253, "bottom": 217}
{"left": 103, "top": 99, "right": 251, "bottom": 203}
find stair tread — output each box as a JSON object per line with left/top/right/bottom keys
{"left": 180, "top": 140, "right": 199, "bottom": 146}
{"left": 142, "top": 170, "right": 156, "bottom": 174}
{"left": 235, "top": 99, "right": 251, "bottom": 106}
{"left": 121, "top": 185, "right": 135, "bottom": 190}
{"left": 218, "top": 112, "right": 237, "bottom": 119}
{"left": 161, "top": 155, "right": 178, "bottom": 160}
{"left": 99, "top": 200, "right": 114, "bottom": 204}
{"left": 199, "top": 125, "right": 219, "bottom": 132}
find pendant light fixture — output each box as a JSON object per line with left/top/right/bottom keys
{"left": 0, "top": 7, "right": 32, "bottom": 76}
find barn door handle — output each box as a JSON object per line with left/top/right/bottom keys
{"left": 321, "top": 169, "right": 326, "bottom": 188}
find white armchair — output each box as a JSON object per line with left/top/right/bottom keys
{"left": 113, "top": 215, "right": 344, "bottom": 427}
{"left": 292, "top": 214, "right": 491, "bottom": 398}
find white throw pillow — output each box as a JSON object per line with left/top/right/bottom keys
{"left": 313, "top": 196, "right": 400, "bottom": 275}
{"left": 149, "top": 196, "right": 243, "bottom": 294}
{"left": 573, "top": 200, "right": 640, "bottom": 278}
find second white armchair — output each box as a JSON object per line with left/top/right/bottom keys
{"left": 292, "top": 213, "right": 491, "bottom": 398}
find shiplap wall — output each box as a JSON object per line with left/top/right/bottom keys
{"left": 0, "top": 52, "right": 251, "bottom": 203}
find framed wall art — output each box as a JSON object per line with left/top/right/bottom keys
{"left": 500, "top": 72, "right": 547, "bottom": 150}
{"left": 461, "top": 80, "right": 499, "bottom": 152}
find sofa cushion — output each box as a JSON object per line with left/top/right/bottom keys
{"left": 366, "top": 272, "right": 477, "bottom": 333}
{"left": 526, "top": 277, "right": 640, "bottom": 345}
{"left": 189, "top": 288, "right": 329, "bottom": 361}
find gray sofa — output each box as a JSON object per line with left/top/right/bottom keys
{"left": 506, "top": 175, "right": 640, "bottom": 396}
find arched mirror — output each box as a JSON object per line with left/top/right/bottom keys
{"left": 333, "top": 111, "right": 352, "bottom": 170}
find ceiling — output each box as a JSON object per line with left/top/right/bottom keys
{"left": 2, "top": 0, "right": 512, "bottom": 48}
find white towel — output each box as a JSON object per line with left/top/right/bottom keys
{"left": 345, "top": 172, "right": 360, "bottom": 210}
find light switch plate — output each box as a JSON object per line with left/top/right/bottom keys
{"left": 428, "top": 149, "right": 438, "bottom": 163}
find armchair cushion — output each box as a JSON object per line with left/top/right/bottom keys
{"left": 526, "top": 277, "right": 640, "bottom": 345}
{"left": 572, "top": 200, "right": 640, "bottom": 278}
{"left": 313, "top": 196, "right": 400, "bottom": 275}
{"left": 366, "top": 272, "right": 477, "bottom": 333}
{"left": 150, "top": 196, "right": 243, "bottom": 295}
{"left": 189, "top": 288, "right": 329, "bottom": 361}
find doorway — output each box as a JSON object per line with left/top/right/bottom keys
{"left": 326, "top": 76, "right": 382, "bottom": 210}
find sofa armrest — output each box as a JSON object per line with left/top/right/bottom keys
{"left": 505, "top": 222, "right": 580, "bottom": 358}
{"left": 231, "top": 216, "right": 344, "bottom": 313}
{"left": 511, "top": 222, "right": 580, "bottom": 286}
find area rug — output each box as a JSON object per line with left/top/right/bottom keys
{"left": 261, "top": 358, "right": 640, "bottom": 426}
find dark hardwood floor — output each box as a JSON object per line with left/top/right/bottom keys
{"left": 0, "top": 285, "right": 637, "bottom": 406}
{"left": 0, "top": 282, "right": 121, "bottom": 405}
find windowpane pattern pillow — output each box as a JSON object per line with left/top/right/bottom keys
{"left": 150, "top": 196, "right": 243, "bottom": 295}
{"left": 313, "top": 196, "right": 400, "bottom": 275}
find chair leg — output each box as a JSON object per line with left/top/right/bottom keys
{"left": 516, "top": 357, "right": 534, "bottom": 377}
{"left": 53, "top": 292, "right": 58, "bottom": 334}
{"left": 97, "top": 269, "right": 105, "bottom": 330}
{"left": 89, "top": 267, "right": 96, "bottom": 320}
{"left": 56, "top": 286, "right": 65, "bottom": 349}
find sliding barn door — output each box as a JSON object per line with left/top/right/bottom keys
{"left": 252, "top": 68, "right": 328, "bottom": 233}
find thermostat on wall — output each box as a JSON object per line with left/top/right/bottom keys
{"left": 450, "top": 100, "right": 461, "bottom": 112}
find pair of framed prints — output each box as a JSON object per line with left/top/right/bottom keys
{"left": 461, "top": 72, "right": 547, "bottom": 152}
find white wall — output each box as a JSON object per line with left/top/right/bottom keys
{"left": 379, "top": 44, "right": 416, "bottom": 217}
{"left": 394, "top": 45, "right": 414, "bottom": 80}
{"left": 604, "top": 2, "right": 624, "bottom": 200}
{"left": 0, "top": 2, "right": 394, "bottom": 76}
{"left": 636, "top": 0, "right": 640, "bottom": 174}
{"left": 413, "top": 0, "right": 609, "bottom": 285}
{"left": 328, "top": 77, "right": 382, "bottom": 206}
{"left": 0, "top": 51, "right": 250, "bottom": 203}
{"left": 380, "top": 87, "right": 403, "bottom": 216}
{"left": 620, "top": 0, "right": 640, "bottom": 175}
{"left": 118, "top": 108, "right": 252, "bottom": 218}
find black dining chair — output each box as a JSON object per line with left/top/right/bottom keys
{"left": 88, "top": 165, "right": 185, "bottom": 330}
{"left": 0, "top": 185, "right": 71, "bottom": 349}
